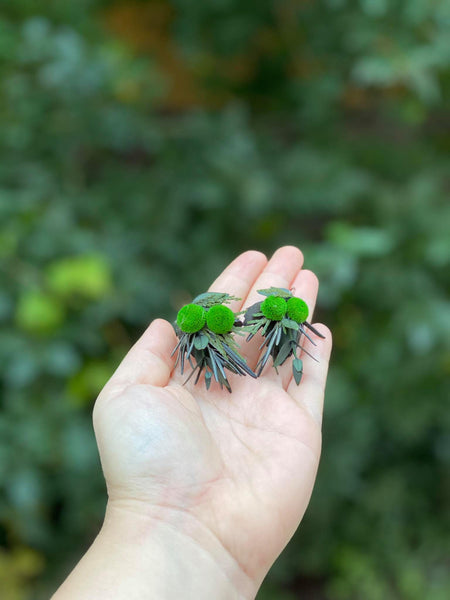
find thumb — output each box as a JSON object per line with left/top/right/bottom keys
{"left": 101, "top": 319, "right": 178, "bottom": 396}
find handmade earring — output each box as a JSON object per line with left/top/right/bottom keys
{"left": 172, "top": 292, "right": 256, "bottom": 392}
{"left": 243, "top": 287, "right": 325, "bottom": 384}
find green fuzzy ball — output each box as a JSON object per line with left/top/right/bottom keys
{"left": 287, "top": 297, "right": 309, "bottom": 323}
{"left": 206, "top": 304, "right": 235, "bottom": 334}
{"left": 176, "top": 303, "right": 206, "bottom": 333}
{"left": 260, "top": 296, "right": 287, "bottom": 321}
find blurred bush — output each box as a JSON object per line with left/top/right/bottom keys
{"left": 0, "top": 1, "right": 449, "bottom": 598}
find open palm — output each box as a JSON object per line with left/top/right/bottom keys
{"left": 93, "top": 247, "right": 332, "bottom": 592}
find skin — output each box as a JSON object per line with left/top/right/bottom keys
{"left": 53, "top": 247, "right": 332, "bottom": 600}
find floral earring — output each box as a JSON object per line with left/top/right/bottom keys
{"left": 243, "top": 287, "right": 325, "bottom": 384}
{"left": 172, "top": 292, "right": 256, "bottom": 392}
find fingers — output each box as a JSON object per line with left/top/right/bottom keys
{"left": 207, "top": 250, "right": 268, "bottom": 312}
{"left": 99, "top": 248, "right": 309, "bottom": 397}
{"left": 101, "top": 319, "right": 179, "bottom": 395}
{"left": 240, "top": 246, "right": 304, "bottom": 368}
{"left": 242, "top": 246, "right": 304, "bottom": 310}
{"left": 102, "top": 251, "right": 268, "bottom": 395}
{"left": 286, "top": 323, "right": 332, "bottom": 426}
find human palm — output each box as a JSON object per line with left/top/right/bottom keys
{"left": 93, "top": 247, "right": 332, "bottom": 590}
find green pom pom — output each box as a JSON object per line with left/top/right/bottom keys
{"left": 260, "top": 296, "right": 287, "bottom": 321}
{"left": 176, "top": 303, "right": 206, "bottom": 333}
{"left": 286, "top": 297, "right": 309, "bottom": 323}
{"left": 206, "top": 304, "right": 235, "bottom": 334}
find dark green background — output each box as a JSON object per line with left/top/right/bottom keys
{"left": 0, "top": 1, "right": 449, "bottom": 598}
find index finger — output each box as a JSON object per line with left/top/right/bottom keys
{"left": 207, "top": 250, "right": 268, "bottom": 312}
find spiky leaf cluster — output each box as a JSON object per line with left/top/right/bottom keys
{"left": 172, "top": 293, "right": 255, "bottom": 392}
{"left": 244, "top": 288, "right": 324, "bottom": 384}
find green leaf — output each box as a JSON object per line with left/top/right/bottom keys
{"left": 326, "top": 223, "right": 396, "bottom": 257}
{"left": 67, "top": 360, "right": 112, "bottom": 405}
{"left": 258, "top": 287, "right": 292, "bottom": 298}
{"left": 193, "top": 292, "right": 240, "bottom": 307}
{"left": 205, "top": 370, "right": 212, "bottom": 390}
{"left": 273, "top": 340, "right": 293, "bottom": 367}
{"left": 194, "top": 334, "right": 208, "bottom": 350}
{"left": 292, "top": 358, "right": 303, "bottom": 385}
{"left": 293, "top": 358, "right": 303, "bottom": 371}
{"left": 15, "top": 291, "right": 65, "bottom": 335}
{"left": 281, "top": 318, "right": 299, "bottom": 330}
{"left": 46, "top": 255, "right": 112, "bottom": 300}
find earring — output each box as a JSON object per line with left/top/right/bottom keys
{"left": 243, "top": 287, "right": 325, "bottom": 384}
{"left": 172, "top": 292, "right": 256, "bottom": 392}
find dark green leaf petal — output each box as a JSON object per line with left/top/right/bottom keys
{"left": 273, "top": 341, "right": 293, "bottom": 367}
{"left": 292, "top": 358, "right": 303, "bottom": 385}
{"left": 258, "top": 287, "right": 292, "bottom": 298}
{"left": 193, "top": 292, "right": 240, "bottom": 308}
{"left": 282, "top": 318, "right": 299, "bottom": 330}
{"left": 194, "top": 334, "right": 208, "bottom": 350}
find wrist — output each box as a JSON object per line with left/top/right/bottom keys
{"left": 54, "top": 498, "right": 256, "bottom": 600}
{"left": 102, "top": 499, "right": 256, "bottom": 599}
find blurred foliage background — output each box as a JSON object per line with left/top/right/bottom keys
{"left": 0, "top": 0, "right": 449, "bottom": 598}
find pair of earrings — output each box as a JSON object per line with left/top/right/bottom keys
{"left": 171, "top": 287, "right": 324, "bottom": 393}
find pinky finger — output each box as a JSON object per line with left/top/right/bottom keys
{"left": 287, "top": 324, "right": 332, "bottom": 426}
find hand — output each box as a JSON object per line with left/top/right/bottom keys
{"left": 55, "top": 247, "right": 332, "bottom": 600}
